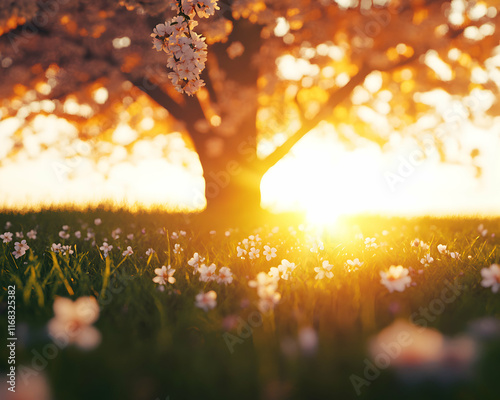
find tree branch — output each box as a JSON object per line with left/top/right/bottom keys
{"left": 258, "top": 66, "right": 371, "bottom": 172}
{"left": 125, "top": 73, "right": 215, "bottom": 156}
{"left": 259, "top": 42, "right": 433, "bottom": 174}
{"left": 125, "top": 74, "right": 187, "bottom": 121}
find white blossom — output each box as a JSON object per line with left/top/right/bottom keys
{"left": 153, "top": 265, "right": 176, "bottom": 285}
{"left": 195, "top": 290, "right": 217, "bottom": 311}
{"left": 380, "top": 265, "right": 412, "bottom": 293}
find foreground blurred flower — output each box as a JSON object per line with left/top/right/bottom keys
{"left": 48, "top": 297, "right": 101, "bottom": 350}
{"left": 249, "top": 272, "right": 281, "bottom": 312}
{"left": 298, "top": 326, "right": 318, "bottom": 356}
{"left": 1, "top": 231, "right": 13, "bottom": 243}
{"left": 122, "top": 246, "right": 134, "bottom": 257}
{"left": 257, "top": 288, "right": 281, "bottom": 313}
{"left": 249, "top": 271, "right": 277, "bottom": 290}
{"left": 468, "top": 317, "right": 500, "bottom": 340}
{"left": 380, "top": 265, "right": 412, "bottom": 293}
{"left": 153, "top": 265, "right": 176, "bottom": 285}
{"left": 195, "top": 290, "right": 217, "bottom": 311}
{"left": 217, "top": 266, "right": 233, "bottom": 284}
{"left": 370, "top": 319, "right": 477, "bottom": 383}
{"left": 370, "top": 319, "right": 443, "bottom": 368}
{"left": 199, "top": 263, "right": 217, "bottom": 282}
{"left": 481, "top": 263, "right": 500, "bottom": 293}
{"left": 0, "top": 370, "right": 51, "bottom": 400}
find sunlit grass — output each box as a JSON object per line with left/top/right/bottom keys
{"left": 0, "top": 210, "right": 499, "bottom": 399}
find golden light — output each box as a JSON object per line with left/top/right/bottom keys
{"left": 274, "top": 17, "right": 290, "bottom": 37}
{"left": 261, "top": 124, "right": 388, "bottom": 226}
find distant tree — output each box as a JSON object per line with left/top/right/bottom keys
{"left": 1, "top": 0, "right": 499, "bottom": 216}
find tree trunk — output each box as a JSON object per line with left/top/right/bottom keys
{"left": 202, "top": 156, "right": 264, "bottom": 219}
{"left": 193, "top": 19, "right": 266, "bottom": 222}
{"left": 194, "top": 106, "right": 267, "bottom": 222}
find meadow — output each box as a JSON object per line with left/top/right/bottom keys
{"left": 1, "top": 209, "right": 499, "bottom": 400}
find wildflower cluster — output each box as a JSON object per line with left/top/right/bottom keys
{"left": 236, "top": 234, "right": 263, "bottom": 260}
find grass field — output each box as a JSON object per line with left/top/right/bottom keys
{"left": 1, "top": 209, "right": 500, "bottom": 400}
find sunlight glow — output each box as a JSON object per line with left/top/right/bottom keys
{"left": 276, "top": 55, "right": 320, "bottom": 81}
{"left": 261, "top": 122, "right": 500, "bottom": 222}
{"left": 2, "top": 109, "right": 500, "bottom": 217}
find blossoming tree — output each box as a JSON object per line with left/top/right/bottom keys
{"left": 0, "top": 0, "right": 499, "bottom": 216}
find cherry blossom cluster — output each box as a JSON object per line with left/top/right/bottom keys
{"left": 151, "top": 1, "right": 220, "bottom": 95}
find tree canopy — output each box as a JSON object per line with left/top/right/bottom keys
{"left": 1, "top": 0, "right": 499, "bottom": 214}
